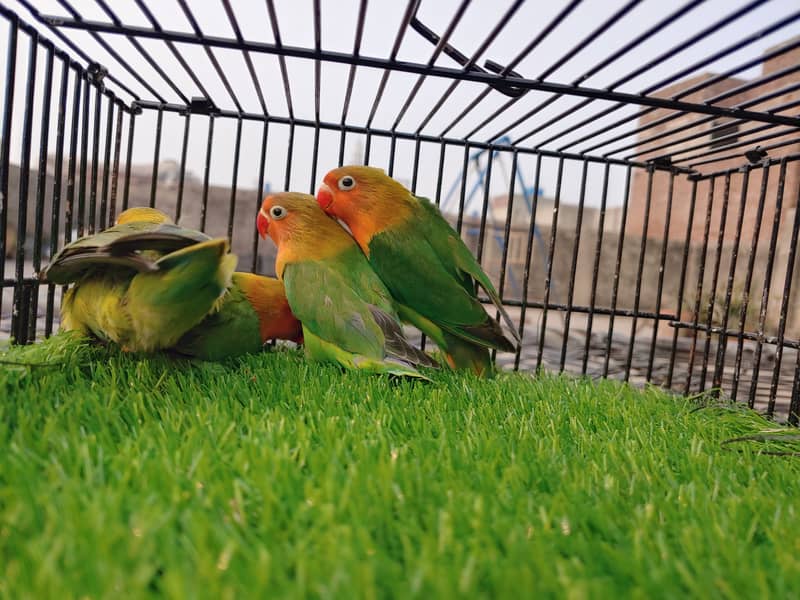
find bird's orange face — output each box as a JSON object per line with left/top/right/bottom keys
{"left": 257, "top": 195, "right": 291, "bottom": 246}
{"left": 316, "top": 166, "right": 413, "bottom": 247}
{"left": 257, "top": 191, "right": 330, "bottom": 249}
{"left": 257, "top": 192, "right": 358, "bottom": 276}
{"left": 316, "top": 166, "right": 365, "bottom": 220}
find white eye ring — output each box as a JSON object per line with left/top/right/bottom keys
{"left": 337, "top": 176, "right": 356, "bottom": 191}
{"left": 269, "top": 205, "right": 287, "bottom": 220}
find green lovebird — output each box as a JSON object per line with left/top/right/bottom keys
{"left": 172, "top": 270, "right": 303, "bottom": 360}
{"left": 42, "top": 207, "right": 302, "bottom": 358}
{"left": 257, "top": 192, "right": 439, "bottom": 378}
{"left": 317, "top": 166, "right": 519, "bottom": 375}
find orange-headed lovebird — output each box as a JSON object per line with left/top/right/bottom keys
{"left": 317, "top": 166, "right": 519, "bottom": 375}
{"left": 257, "top": 192, "right": 438, "bottom": 378}
{"left": 43, "top": 207, "right": 302, "bottom": 358}
{"left": 174, "top": 271, "right": 302, "bottom": 360}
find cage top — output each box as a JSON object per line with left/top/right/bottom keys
{"left": 3, "top": 0, "right": 800, "bottom": 174}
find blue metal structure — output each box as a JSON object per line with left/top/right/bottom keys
{"left": 441, "top": 137, "right": 547, "bottom": 296}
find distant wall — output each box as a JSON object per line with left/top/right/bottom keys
{"left": 461, "top": 206, "right": 800, "bottom": 340}
{"left": 3, "top": 162, "right": 276, "bottom": 274}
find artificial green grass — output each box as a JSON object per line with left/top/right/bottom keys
{"left": 1, "top": 335, "right": 799, "bottom": 599}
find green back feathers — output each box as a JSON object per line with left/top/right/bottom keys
{"left": 172, "top": 282, "right": 263, "bottom": 361}
{"left": 45, "top": 209, "right": 238, "bottom": 353}
{"left": 61, "top": 238, "right": 236, "bottom": 352}
{"left": 282, "top": 245, "right": 437, "bottom": 373}
{"left": 368, "top": 197, "right": 516, "bottom": 353}
{"left": 282, "top": 245, "right": 394, "bottom": 361}
{"left": 42, "top": 221, "right": 212, "bottom": 285}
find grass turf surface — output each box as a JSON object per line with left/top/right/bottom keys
{"left": 1, "top": 335, "right": 800, "bottom": 598}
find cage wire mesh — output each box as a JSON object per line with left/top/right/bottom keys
{"left": 1, "top": 0, "right": 799, "bottom": 420}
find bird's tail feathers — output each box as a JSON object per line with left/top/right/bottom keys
{"left": 442, "top": 331, "right": 495, "bottom": 377}
{"left": 368, "top": 305, "right": 439, "bottom": 369}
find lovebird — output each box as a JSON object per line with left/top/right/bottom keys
{"left": 317, "top": 166, "right": 519, "bottom": 375}
{"left": 43, "top": 207, "right": 302, "bottom": 358}
{"left": 256, "top": 192, "right": 439, "bottom": 378}
{"left": 173, "top": 271, "right": 302, "bottom": 360}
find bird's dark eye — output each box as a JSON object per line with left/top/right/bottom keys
{"left": 337, "top": 176, "right": 356, "bottom": 191}
{"left": 270, "top": 205, "right": 287, "bottom": 220}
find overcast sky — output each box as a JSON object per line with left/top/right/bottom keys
{"left": 2, "top": 0, "right": 798, "bottom": 215}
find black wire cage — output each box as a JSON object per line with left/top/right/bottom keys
{"left": 1, "top": 1, "right": 799, "bottom": 419}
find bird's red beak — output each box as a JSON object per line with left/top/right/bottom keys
{"left": 257, "top": 209, "right": 269, "bottom": 239}
{"left": 316, "top": 183, "right": 334, "bottom": 212}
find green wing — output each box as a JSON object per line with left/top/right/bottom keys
{"left": 416, "top": 197, "right": 519, "bottom": 339}
{"left": 61, "top": 238, "right": 237, "bottom": 352}
{"left": 42, "top": 222, "right": 211, "bottom": 284}
{"left": 282, "top": 248, "right": 437, "bottom": 369}
{"left": 172, "top": 281, "right": 263, "bottom": 360}
{"left": 368, "top": 198, "right": 516, "bottom": 351}
{"left": 282, "top": 257, "right": 386, "bottom": 361}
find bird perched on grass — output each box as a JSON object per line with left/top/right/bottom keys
{"left": 42, "top": 207, "right": 302, "bottom": 358}
{"left": 173, "top": 270, "right": 302, "bottom": 360}
{"left": 317, "top": 166, "right": 519, "bottom": 375}
{"left": 257, "top": 192, "right": 438, "bottom": 378}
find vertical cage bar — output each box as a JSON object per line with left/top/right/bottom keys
{"left": 252, "top": 120, "right": 269, "bottom": 273}
{"left": 122, "top": 110, "right": 135, "bottom": 211}
{"left": 731, "top": 166, "right": 769, "bottom": 400}
{"left": 410, "top": 137, "right": 422, "bottom": 193}
{"left": 363, "top": 131, "right": 372, "bottom": 165}
{"left": 559, "top": 160, "right": 588, "bottom": 372}
{"left": 712, "top": 168, "right": 750, "bottom": 392}
{"left": 77, "top": 73, "right": 90, "bottom": 238}
{"left": 685, "top": 178, "right": 716, "bottom": 394}
{"left": 747, "top": 160, "right": 787, "bottom": 408}
{"left": 604, "top": 166, "right": 632, "bottom": 378}
{"left": 536, "top": 158, "right": 565, "bottom": 371}
{"left": 666, "top": 179, "right": 698, "bottom": 388}
{"left": 767, "top": 162, "right": 797, "bottom": 416}
{"left": 309, "top": 127, "right": 321, "bottom": 194}
{"left": 699, "top": 173, "right": 732, "bottom": 393}
{"left": 45, "top": 55, "right": 71, "bottom": 337}
{"left": 149, "top": 107, "right": 164, "bottom": 208}
{"left": 434, "top": 141, "right": 446, "bottom": 207}
{"left": 284, "top": 123, "right": 295, "bottom": 191}
{"left": 227, "top": 117, "right": 243, "bottom": 243}
{"left": 99, "top": 94, "right": 115, "bottom": 230}
{"left": 475, "top": 151, "right": 494, "bottom": 265}
{"left": 515, "top": 154, "right": 543, "bottom": 370}
{"left": 583, "top": 163, "right": 610, "bottom": 375}
{"left": 646, "top": 171, "right": 675, "bottom": 382}
{"left": 0, "top": 15, "right": 17, "bottom": 325}
{"left": 492, "top": 150, "right": 518, "bottom": 366}
{"left": 28, "top": 42, "right": 55, "bottom": 342}
{"left": 455, "top": 144, "right": 470, "bottom": 234}
{"left": 386, "top": 136, "right": 397, "bottom": 177}
{"left": 11, "top": 31, "right": 38, "bottom": 344}
{"left": 387, "top": 135, "right": 397, "bottom": 177}
{"left": 200, "top": 115, "right": 215, "bottom": 232}
{"left": 64, "top": 67, "right": 83, "bottom": 247}
{"left": 108, "top": 105, "right": 124, "bottom": 226}
{"left": 175, "top": 112, "right": 191, "bottom": 223}
{"left": 624, "top": 167, "right": 654, "bottom": 383}
{"left": 87, "top": 85, "right": 102, "bottom": 234}
{"left": 337, "top": 127, "right": 346, "bottom": 167}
